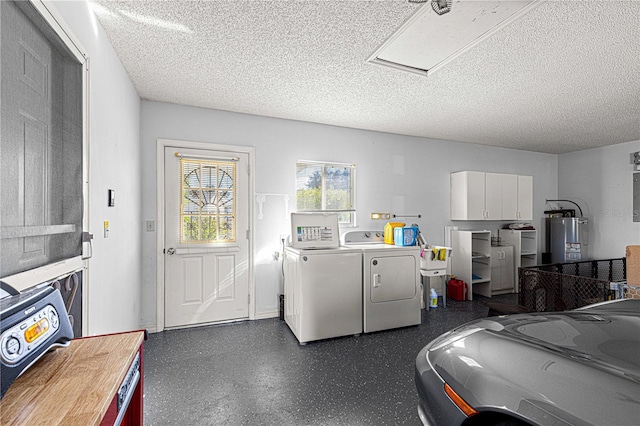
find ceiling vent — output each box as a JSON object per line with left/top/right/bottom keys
{"left": 367, "top": 0, "right": 543, "bottom": 76}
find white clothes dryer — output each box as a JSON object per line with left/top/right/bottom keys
{"left": 342, "top": 231, "right": 421, "bottom": 333}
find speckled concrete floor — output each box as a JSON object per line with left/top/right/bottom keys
{"left": 143, "top": 293, "right": 518, "bottom": 425}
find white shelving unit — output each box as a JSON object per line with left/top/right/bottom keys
{"left": 451, "top": 230, "right": 492, "bottom": 300}
{"left": 498, "top": 229, "right": 538, "bottom": 292}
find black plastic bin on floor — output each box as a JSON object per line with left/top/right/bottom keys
{"left": 279, "top": 294, "right": 284, "bottom": 320}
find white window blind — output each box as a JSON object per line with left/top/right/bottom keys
{"left": 180, "top": 158, "right": 237, "bottom": 243}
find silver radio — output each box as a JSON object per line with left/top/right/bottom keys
{"left": 0, "top": 282, "right": 74, "bottom": 398}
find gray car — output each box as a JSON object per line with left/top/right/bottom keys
{"left": 415, "top": 299, "right": 640, "bottom": 426}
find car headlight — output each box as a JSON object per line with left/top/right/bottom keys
{"left": 444, "top": 382, "right": 479, "bottom": 417}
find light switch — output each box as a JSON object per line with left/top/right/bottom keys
{"left": 146, "top": 220, "right": 155, "bottom": 232}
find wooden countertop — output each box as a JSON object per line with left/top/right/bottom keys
{"left": 1, "top": 330, "right": 144, "bottom": 425}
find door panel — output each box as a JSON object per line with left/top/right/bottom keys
{"left": 485, "top": 173, "right": 503, "bottom": 220}
{"left": 501, "top": 174, "right": 518, "bottom": 220}
{"left": 517, "top": 175, "right": 533, "bottom": 220}
{"left": 182, "top": 256, "right": 204, "bottom": 303}
{"left": 216, "top": 255, "right": 236, "bottom": 300}
{"left": 164, "top": 147, "right": 249, "bottom": 328}
{"left": 370, "top": 256, "right": 417, "bottom": 302}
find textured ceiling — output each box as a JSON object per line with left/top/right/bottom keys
{"left": 89, "top": 0, "right": 640, "bottom": 154}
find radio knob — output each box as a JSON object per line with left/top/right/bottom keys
{"left": 49, "top": 310, "right": 59, "bottom": 329}
{"left": 5, "top": 336, "right": 20, "bottom": 355}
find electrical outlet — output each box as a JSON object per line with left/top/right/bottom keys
{"left": 370, "top": 212, "right": 391, "bottom": 220}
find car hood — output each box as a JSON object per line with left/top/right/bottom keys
{"left": 425, "top": 300, "right": 640, "bottom": 425}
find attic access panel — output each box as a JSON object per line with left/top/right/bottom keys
{"left": 367, "top": 0, "right": 542, "bottom": 76}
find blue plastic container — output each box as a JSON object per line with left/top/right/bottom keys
{"left": 393, "top": 226, "right": 418, "bottom": 246}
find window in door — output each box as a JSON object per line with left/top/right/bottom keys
{"left": 180, "top": 158, "right": 236, "bottom": 243}
{"left": 296, "top": 161, "right": 356, "bottom": 226}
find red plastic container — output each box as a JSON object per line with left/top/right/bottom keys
{"left": 447, "top": 279, "right": 467, "bottom": 301}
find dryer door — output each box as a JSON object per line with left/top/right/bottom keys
{"left": 369, "top": 255, "right": 417, "bottom": 302}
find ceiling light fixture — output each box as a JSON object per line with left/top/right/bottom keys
{"left": 409, "top": 0, "right": 451, "bottom": 15}
{"left": 431, "top": 0, "right": 452, "bottom": 16}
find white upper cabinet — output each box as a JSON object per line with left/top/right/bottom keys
{"left": 500, "top": 174, "right": 519, "bottom": 220}
{"left": 450, "top": 171, "right": 485, "bottom": 220}
{"left": 517, "top": 175, "right": 533, "bottom": 220}
{"left": 450, "top": 171, "right": 533, "bottom": 221}
{"left": 484, "top": 173, "right": 504, "bottom": 220}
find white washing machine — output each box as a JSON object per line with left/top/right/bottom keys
{"left": 342, "top": 230, "right": 422, "bottom": 333}
{"left": 283, "top": 213, "right": 363, "bottom": 344}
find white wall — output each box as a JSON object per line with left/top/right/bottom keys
{"left": 53, "top": 1, "right": 142, "bottom": 335}
{"left": 141, "top": 101, "right": 557, "bottom": 327}
{"left": 40, "top": 2, "right": 639, "bottom": 334}
{"left": 558, "top": 139, "right": 640, "bottom": 259}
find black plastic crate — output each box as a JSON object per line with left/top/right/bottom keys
{"left": 518, "top": 258, "right": 626, "bottom": 312}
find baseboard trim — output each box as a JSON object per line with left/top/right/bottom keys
{"left": 254, "top": 310, "right": 279, "bottom": 320}
{"left": 146, "top": 311, "right": 280, "bottom": 333}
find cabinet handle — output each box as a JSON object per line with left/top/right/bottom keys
{"left": 373, "top": 273, "right": 381, "bottom": 288}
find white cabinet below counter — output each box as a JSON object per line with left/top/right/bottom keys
{"left": 450, "top": 171, "right": 533, "bottom": 221}
{"left": 499, "top": 229, "right": 538, "bottom": 292}
{"left": 491, "top": 245, "right": 515, "bottom": 294}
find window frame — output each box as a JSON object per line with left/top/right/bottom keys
{"left": 295, "top": 160, "right": 356, "bottom": 227}
{"left": 179, "top": 158, "right": 237, "bottom": 244}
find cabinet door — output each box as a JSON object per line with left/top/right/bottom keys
{"left": 490, "top": 247, "right": 502, "bottom": 291}
{"left": 451, "top": 171, "right": 485, "bottom": 220}
{"left": 485, "top": 173, "right": 503, "bottom": 220}
{"left": 517, "top": 175, "right": 533, "bottom": 220}
{"left": 501, "top": 174, "right": 518, "bottom": 220}
{"left": 502, "top": 247, "right": 515, "bottom": 290}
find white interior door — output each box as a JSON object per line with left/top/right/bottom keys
{"left": 164, "top": 146, "right": 250, "bottom": 328}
